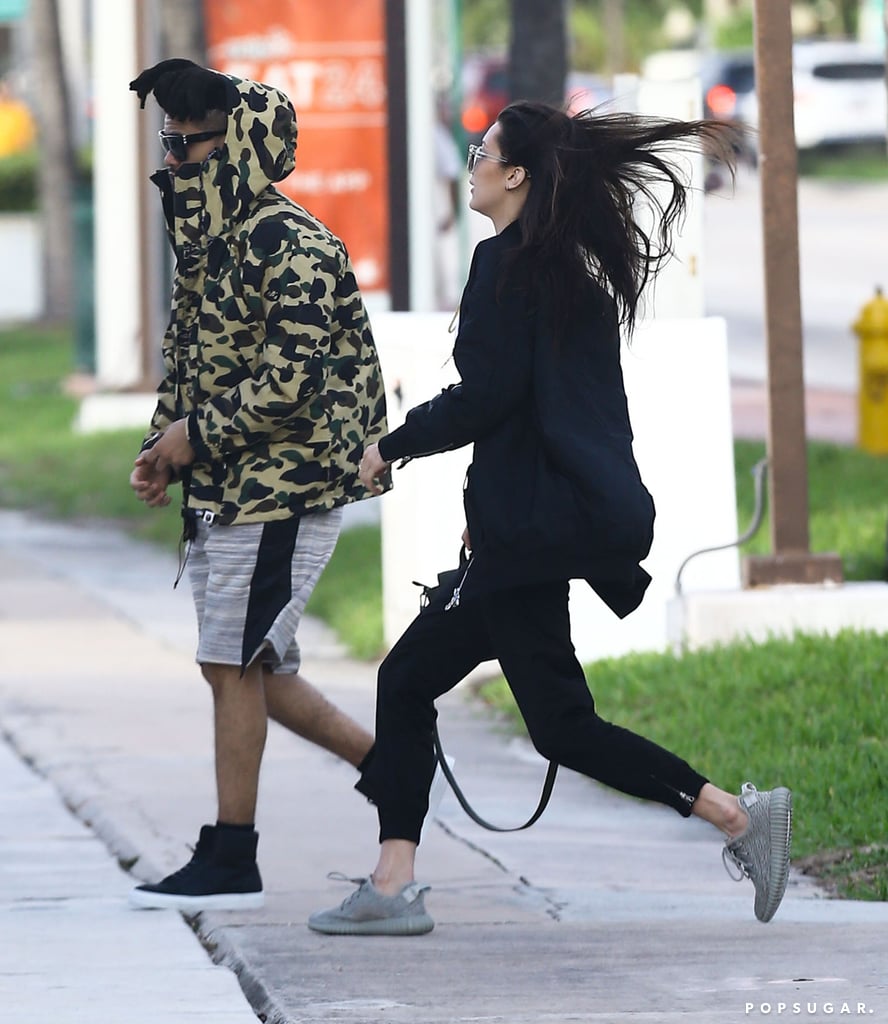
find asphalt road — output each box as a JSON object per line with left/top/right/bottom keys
{"left": 703, "top": 166, "right": 888, "bottom": 391}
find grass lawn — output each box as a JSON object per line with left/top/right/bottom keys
{"left": 0, "top": 325, "right": 183, "bottom": 550}
{"left": 2, "top": 323, "right": 887, "bottom": 900}
{"left": 797, "top": 143, "right": 888, "bottom": 182}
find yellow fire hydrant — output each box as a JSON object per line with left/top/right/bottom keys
{"left": 854, "top": 286, "right": 888, "bottom": 454}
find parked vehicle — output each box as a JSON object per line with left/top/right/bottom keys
{"left": 700, "top": 49, "right": 758, "bottom": 163}
{"left": 701, "top": 50, "right": 756, "bottom": 125}
{"left": 660, "top": 41, "right": 887, "bottom": 156}
{"left": 734, "top": 40, "right": 887, "bottom": 151}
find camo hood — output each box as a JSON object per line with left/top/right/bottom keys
{"left": 193, "top": 74, "right": 297, "bottom": 236}
{"left": 161, "top": 73, "right": 298, "bottom": 242}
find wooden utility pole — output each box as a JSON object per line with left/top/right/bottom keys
{"left": 742, "top": 0, "right": 842, "bottom": 587}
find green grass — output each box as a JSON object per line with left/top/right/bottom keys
{"left": 0, "top": 326, "right": 183, "bottom": 548}
{"left": 734, "top": 440, "right": 888, "bottom": 580}
{"left": 797, "top": 144, "right": 888, "bottom": 182}
{"left": 307, "top": 524, "right": 385, "bottom": 660}
{"left": 478, "top": 629, "right": 888, "bottom": 900}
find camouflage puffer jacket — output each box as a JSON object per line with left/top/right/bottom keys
{"left": 147, "top": 74, "right": 388, "bottom": 525}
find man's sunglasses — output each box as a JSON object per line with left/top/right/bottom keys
{"left": 158, "top": 129, "right": 223, "bottom": 162}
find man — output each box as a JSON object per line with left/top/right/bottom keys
{"left": 127, "top": 59, "right": 388, "bottom": 911}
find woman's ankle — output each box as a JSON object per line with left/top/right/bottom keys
{"left": 371, "top": 839, "right": 417, "bottom": 895}
{"left": 694, "top": 783, "right": 748, "bottom": 836}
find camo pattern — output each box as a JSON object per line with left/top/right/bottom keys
{"left": 147, "top": 74, "right": 388, "bottom": 525}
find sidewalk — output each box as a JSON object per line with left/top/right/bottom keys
{"left": 1, "top": 429, "right": 886, "bottom": 1024}
{"left": 731, "top": 380, "right": 857, "bottom": 445}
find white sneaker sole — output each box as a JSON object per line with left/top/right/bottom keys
{"left": 129, "top": 888, "right": 264, "bottom": 911}
{"left": 307, "top": 911, "right": 434, "bottom": 936}
{"left": 758, "top": 787, "right": 793, "bottom": 923}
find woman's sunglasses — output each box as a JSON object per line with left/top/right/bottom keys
{"left": 158, "top": 129, "right": 223, "bottom": 162}
{"left": 466, "top": 143, "right": 510, "bottom": 174}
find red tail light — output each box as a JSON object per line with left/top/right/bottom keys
{"left": 462, "top": 104, "right": 489, "bottom": 134}
{"left": 706, "top": 83, "right": 737, "bottom": 118}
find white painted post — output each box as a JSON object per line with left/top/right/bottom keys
{"left": 91, "top": 0, "right": 144, "bottom": 390}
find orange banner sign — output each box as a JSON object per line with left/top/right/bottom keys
{"left": 204, "top": 0, "right": 389, "bottom": 294}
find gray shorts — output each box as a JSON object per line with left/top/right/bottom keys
{"left": 187, "top": 507, "right": 342, "bottom": 674}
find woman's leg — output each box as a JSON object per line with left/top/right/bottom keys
{"left": 484, "top": 581, "right": 710, "bottom": 816}
{"left": 486, "top": 581, "right": 792, "bottom": 924}
{"left": 356, "top": 600, "right": 494, "bottom": 894}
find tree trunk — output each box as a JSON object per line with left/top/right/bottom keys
{"left": 158, "top": 0, "right": 206, "bottom": 64}
{"left": 30, "top": 0, "right": 75, "bottom": 323}
{"left": 508, "top": 0, "right": 567, "bottom": 106}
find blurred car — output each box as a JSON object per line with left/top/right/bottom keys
{"left": 790, "top": 40, "right": 886, "bottom": 149}
{"left": 461, "top": 55, "right": 508, "bottom": 138}
{"left": 700, "top": 50, "right": 758, "bottom": 162}
{"left": 702, "top": 50, "right": 756, "bottom": 123}
{"left": 461, "top": 57, "right": 612, "bottom": 141}
{"left": 739, "top": 40, "right": 887, "bottom": 151}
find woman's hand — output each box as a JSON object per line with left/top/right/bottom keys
{"left": 359, "top": 443, "right": 391, "bottom": 496}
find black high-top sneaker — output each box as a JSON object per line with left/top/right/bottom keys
{"left": 130, "top": 824, "right": 263, "bottom": 911}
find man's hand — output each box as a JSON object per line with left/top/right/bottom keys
{"left": 130, "top": 455, "right": 173, "bottom": 508}
{"left": 359, "top": 442, "right": 391, "bottom": 496}
{"left": 141, "top": 418, "right": 195, "bottom": 474}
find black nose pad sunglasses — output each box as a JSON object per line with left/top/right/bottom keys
{"left": 158, "top": 129, "right": 222, "bottom": 162}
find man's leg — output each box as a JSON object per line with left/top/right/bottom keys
{"left": 129, "top": 656, "right": 266, "bottom": 910}
{"left": 264, "top": 671, "right": 372, "bottom": 768}
{"left": 203, "top": 660, "right": 268, "bottom": 823}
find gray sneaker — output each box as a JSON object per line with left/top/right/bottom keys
{"left": 308, "top": 874, "right": 434, "bottom": 936}
{"left": 722, "top": 782, "right": 793, "bottom": 923}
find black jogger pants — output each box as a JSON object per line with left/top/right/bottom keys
{"left": 356, "top": 579, "right": 709, "bottom": 844}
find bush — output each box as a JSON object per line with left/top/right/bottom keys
{"left": 0, "top": 149, "right": 38, "bottom": 212}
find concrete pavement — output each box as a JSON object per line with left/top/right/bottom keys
{"left": 1, "top": 501, "right": 887, "bottom": 1024}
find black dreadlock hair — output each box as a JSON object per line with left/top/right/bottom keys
{"left": 129, "top": 58, "right": 237, "bottom": 122}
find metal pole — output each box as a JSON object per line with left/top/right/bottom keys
{"left": 742, "top": 0, "right": 842, "bottom": 586}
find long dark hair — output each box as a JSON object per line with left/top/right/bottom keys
{"left": 496, "top": 101, "right": 739, "bottom": 335}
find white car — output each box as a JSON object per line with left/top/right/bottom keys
{"left": 744, "top": 40, "right": 887, "bottom": 150}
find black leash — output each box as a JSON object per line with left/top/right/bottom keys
{"left": 433, "top": 724, "right": 558, "bottom": 832}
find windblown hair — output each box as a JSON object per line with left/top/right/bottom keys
{"left": 496, "top": 101, "right": 740, "bottom": 335}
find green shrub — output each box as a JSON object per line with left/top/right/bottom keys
{"left": 0, "top": 149, "right": 38, "bottom": 212}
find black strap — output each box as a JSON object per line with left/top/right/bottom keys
{"left": 433, "top": 724, "right": 558, "bottom": 832}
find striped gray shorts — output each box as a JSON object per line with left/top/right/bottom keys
{"left": 187, "top": 507, "right": 343, "bottom": 674}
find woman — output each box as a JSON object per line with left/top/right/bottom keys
{"left": 309, "top": 102, "right": 792, "bottom": 935}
